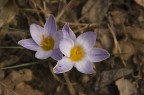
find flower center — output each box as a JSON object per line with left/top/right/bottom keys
{"left": 70, "top": 45, "right": 85, "bottom": 62}
{"left": 40, "top": 34, "right": 55, "bottom": 51}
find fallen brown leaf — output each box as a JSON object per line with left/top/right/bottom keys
{"left": 119, "top": 40, "right": 135, "bottom": 61}
{"left": 95, "top": 68, "right": 133, "bottom": 89}
{"left": 135, "top": 0, "right": 144, "bottom": 7}
{"left": 116, "top": 78, "right": 137, "bottom": 95}
{"left": 126, "top": 26, "right": 144, "bottom": 43}
{"left": 0, "top": 0, "right": 17, "bottom": 27}
{"left": 82, "top": 0, "right": 111, "bottom": 23}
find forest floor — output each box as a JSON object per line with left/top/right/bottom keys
{"left": 0, "top": 0, "right": 144, "bottom": 95}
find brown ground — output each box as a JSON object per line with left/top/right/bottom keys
{"left": 0, "top": 0, "right": 144, "bottom": 95}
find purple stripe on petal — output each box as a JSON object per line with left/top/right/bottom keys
{"left": 44, "top": 15, "right": 57, "bottom": 36}
{"left": 53, "top": 57, "right": 73, "bottom": 74}
{"left": 35, "top": 48, "right": 52, "bottom": 59}
{"left": 62, "top": 24, "right": 76, "bottom": 41}
{"left": 87, "top": 48, "right": 110, "bottom": 62}
{"left": 74, "top": 58, "right": 94, "bottom": 74}
{"left": 76, "top": 32, "right": 96, "bottom": 52}
{"left": 18, "top": 38, "right": 39, "bottom": 51}
{"left": 30, "top": 24, "right": 44, "bottom": 45}
{"left": 51, "top": 48, "right": 63, "bottom": 61}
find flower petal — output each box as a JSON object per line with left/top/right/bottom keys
{"left": 59, "top": 38, "right": 74, "bottom": 57}
{"left": 56, "top": 30, "right": 63, "bottom": 40}
{"left": 74, "top": 58, "right": 94, "bottom": 74}
{"left": 51, "top": 48, "right": 63, "bottom": 61}
{"left": 62, "top": 24, "right": 76, "bottom": 41}
{"left": 76, "top": 32, "right": 96, "bottom": 52}
{"left": 35, "top": 49, "right": 52, "bottom": 59}
{"left": 53, "top": 30, "right": 63, "bottom": 49}
{"left": 87, "top": 48, "right": 110, "bottom": 62}
{"left": 53, "top": 57, "right": 73, "bottom": 74}
{"left": 44, "top": 15, "right": 56, "bottom": 36}
{"left": 18, "top": 38, "right": 39, "bottom": 51}
{"left": 30, "top": 24, "right": 44, "bottom": 45}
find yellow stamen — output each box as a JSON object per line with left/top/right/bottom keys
{"left": 70, "top": 45, "right": 85, "bottom": 62}
{"left": 40, "top": 35, "right": 55, "bottom": 51}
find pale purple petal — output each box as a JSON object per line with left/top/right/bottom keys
{"left": 87, "top": 48, "right": 110, "bottom": 62}
{"left": 35, "top": 49, "right": 52, "bottom": 59}
{"left": 62, "top": 24, "right": 76, "bottom": 41}
{"left": 53, "top": 30, "right": 63, "bottom": 49}
{"left": 76, "top": 32, "right": 96, "bottom": 52}
{"left": 51, "top": 48, "right": 63, "bottom": 60}
{"left": 30, "top": 24, "right": 45, "bottom": 45}
{"left": 74, "top": 59, "right": 94, "bottom": 74}
{"left": 44, "top": 15, "right": 56, "bottom": 36}
{"left": 18, "top": 38, "right": 39, "bottom": 51}
{"left": 53, "top": 57, "right": 73, "bottom": 74}
{"left": 56, "top": 30, "right": 63, "bottom": 40}
{"left": 59, "top": 38, "right": 74, "bottom": 57}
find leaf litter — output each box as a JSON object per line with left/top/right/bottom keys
{"left": 0, "top": 0, "right": 144, "bottom": 95}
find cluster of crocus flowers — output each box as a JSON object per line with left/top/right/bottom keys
{"left": 18, "top": 15, "right": 110, "bottom": 74}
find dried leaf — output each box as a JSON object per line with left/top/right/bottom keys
{"left": 0, "top": 69, "right": 42, "bottom": 95}
{"left": 0, "top": 70, "right": 4, "bottom": 80}
{"left": 126, "top": 26, "right": 144, "bottom": 43}
{"left": 95, "top": 68, "right": 133, "bottom": 89}
{"left": 0, "top": 55, "right": 19, "bottom": 68}
{"left": 14, "top": 83, "right": 43, "bottom": 95}
{"left": 119, "top": 40, "right": 135, "bottom": 61}
{"left": 82, "top": 0, "right": 111, "bottom": 23}
{"left": 19, "top": 69, "right": 32, "bottom": 82}
{"left": 0, "top": 0, "right": 8, "bottom": 9}
{"left": 116, "top": 78, "right": 137, "bottom": 95}
{"left": 110, "top": 10, "right": 126, "bottom": 25}
{"left": 0, "top": 0, "right": 17, "bottom": 27}
{"left": 95, "top": 28, "right": 114, "bottom": 51}
{"left": 135, "top": 0, "right": 144, "bottom": 7}
{"left": 133, "top": 44, "right": 144, "bottom": 65}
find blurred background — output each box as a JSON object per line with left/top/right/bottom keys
{"left": 0, "top": 0, "right": 144, "bottom": 95}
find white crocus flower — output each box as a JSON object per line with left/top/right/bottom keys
{"left": 18, "top": 15, "right": 62, "bottom": 60}
{"left": 53, "top": 24, "right": 110, "bottom": 74}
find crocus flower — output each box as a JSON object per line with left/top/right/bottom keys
{"left": 53, "top": 24, "right": 110, "bottom": 74}
{"left": 18, "top": 15, "right": 62, "bottom": 60}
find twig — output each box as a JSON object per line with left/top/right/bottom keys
{"left": 78, "top": 1, "right": 96, "bottom": 21}
{"left": 56, "top": 0, "right": 76, "bottom": 20}
{"left": 49, "top": 63, "right": 66, "bottom": 84}
{"left": 63, "top": 73, "right": 76, "bottom": 95}
{"left": 59, "top": 20, "right": 103, "bottom": 27}
{"left": 0, "top": 46, "right": 22, "bottom": 49}
{"left": 2, "top": 61, "right": 45, "bottom": 70}
{"left": 107, "top": 24, "right": 126, "bottom": 67}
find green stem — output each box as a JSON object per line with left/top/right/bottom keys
{"left": 2, "top": 61, "right": 44, "bottom": 70}
{"left": 0, "top": 46, "right": 22, "bottom": 49}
